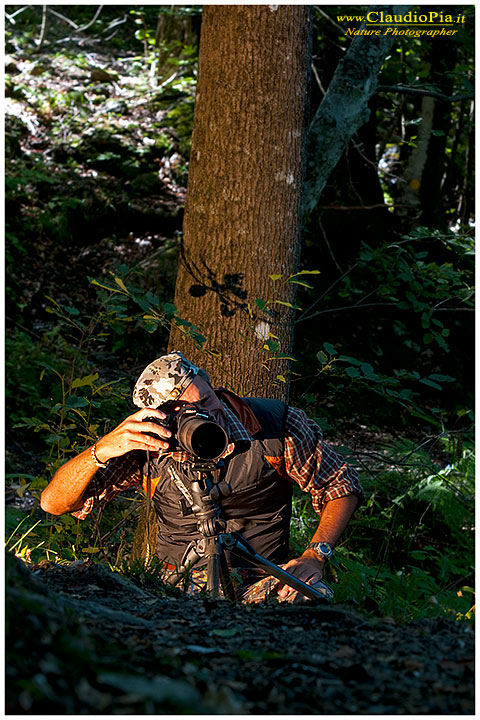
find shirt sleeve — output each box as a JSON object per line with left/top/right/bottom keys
{"left": 284, "top": 406, "right": 363, "bottom": 515}
{"left": 71, "top": 451, "right": 143, "bottom": 520}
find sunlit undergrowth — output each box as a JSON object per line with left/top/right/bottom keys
{"left": 7, "top": 425, "right": 474, "bottom": 623}
{"left": 289, "top": 435, "right": 474, "bottom": 622}
{"left": 6, "top": 5, "right": 195, "bottom": 328}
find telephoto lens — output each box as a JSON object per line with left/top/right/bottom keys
{"left": 177, "top": 412, "right": 228, "bottom": 459}
{"left": 142, "top": 408, "right": 228, "bottom": 460}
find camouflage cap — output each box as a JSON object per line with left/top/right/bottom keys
{"left": 132, "top": 351, "right": 199, "bottom": 409}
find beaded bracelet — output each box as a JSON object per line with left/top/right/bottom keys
{"left": 91, "top": 443, "right": 108, "bottom": 468}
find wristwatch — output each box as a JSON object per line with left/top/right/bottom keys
{"left": 306, "top": 541, "right": 333, "bottom": 561}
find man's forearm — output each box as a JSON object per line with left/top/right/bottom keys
{"left": 277, "top": 494, "right": 359, "bottom": 597}
{"left": 40, "top": 447, "right": 100, "bottom": 515}
{"left": 310, "top": 494, "right": 359, "bottom": 547}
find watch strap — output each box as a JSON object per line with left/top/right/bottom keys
{"left": 306, "top": 541, "right": 333, "bottom": 560}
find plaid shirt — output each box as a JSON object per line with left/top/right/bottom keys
{"left": 72, "top": 404, "right": 363, "bottom": 520}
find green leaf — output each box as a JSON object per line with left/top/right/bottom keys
{"left": 91, "top": 279, "right": 118, "bottom": 293}
{"left": 274, "top": 300, "right": 302, "bottom": 310}
{"left": 71, "top": 373, "right": 99, "bottom": 389}
{"left": 286, "top": 280, "right": 313, "bottom": 288}
{"left": 255, "top": 299, "right": 267, "bottom": 311}
{"left": 289, "top": 270, "right": 321, "bottom": 276}
{"left": 269, "top": 274, "right": 283, "bottom": 281}
{"left": 429, "top": 374, "right": 454, "bottom": 383}
{"left": 316, "top": 351, "right": 328, "bottom": 365}
{"left": 65, "top": 396, "right": 89, "bottom": 408}
{"left": 419, "top": 378, "right": 443, "bottom": 390}
{"left": 337, "top": 355, "right": 363, "bottom": 366}
{"left": 361, "top": 363, "right": 377, "bottom": 379}
{"left": 272, "top": 354, "right": 296, "bottom": 361}
{"left": 114, "top": 276, "right": 128, "bottom": 293}
{"left": 263, "top": 340, "right": 280, "bottom": 352}
{"left": 345, "top": 367, "right": 360, "bottom": 378}
{"left": 163, "top": 302, "right": 177, "bottom": 316}
{"left": 276, "top": 375, "right": 287, "bottom": 383}
{"left": 64, "top": 306, "right": 80, "bottom": 316}
{"left": 410, "top": 550, "right": 428, "bottom": 560}
{"left": 421, "top": 312, "right": 431, "bottom": 329}
{"left": 323, "top": 342, "right": 336, "bottom": 355}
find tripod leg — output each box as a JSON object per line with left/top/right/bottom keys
{"left": 220, "top": 532, "right": 333, "bottom": 602}
{"left": 218, "top": 552, "right": 237, "bottom": 602}
{"left": 206, "top": 552, "right": 220, "bottom": 594}
{"left": 165, "top": 540, "right": 204, "bottom": 587}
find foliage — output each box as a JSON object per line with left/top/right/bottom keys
{"left": 298, "top": 5, "right": 474, "bottom": 428}
{"left": 294, "top": 225, "right": 474, "bottom": 425}
{"left": 291, "top": 434, "right": 474, "bottom": 623}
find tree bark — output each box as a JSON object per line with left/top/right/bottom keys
{"left": 168, "top": 5, "right": 312, "bottom": 399}
{"left": 304, "top": 5, "right": 410, "bottom": 215}
{"left": 398, "top": 94, "right": 435, "bottom": 220}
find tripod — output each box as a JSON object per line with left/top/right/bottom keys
{"left": 165, "top": 460, "right": 333, "bottom": 603}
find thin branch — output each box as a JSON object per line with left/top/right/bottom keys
{"left": 35, "top": 5, "right": 48, "bottom": 49}
{"left": 313, "top": 5, "right": 346, "bottom": 34}
{"left": 48, "top": 8, "right": 79, "bottom": 29}
{"left": 76, "top": 5, "right": 103, "bottom": 33}
{"left": 378, "top": 83, "right": 474, "bottom": 102}
{"left": 296, "top": 302, "right": 397, "bottom": 324}
{"left": 6, "top": 316, "right": 42, "bottom": 340}
{"left": 5, "top": 6, "right": 29, "bottom": 24}
{"left": 296, "top": 260, "right": 359, "bottom": 323}
{"left": 100, "top": 502, "right": 139, "bottom": 545}
{"left": 311, "top": 62, "right": 326, "bottom": 96}
{"left": 318, "top": 213, "right": 343, "bottom": 272}
{"left": 296, "top": 301, "right": 472, "bottom": 324}
{"left": 100, "top": 14, "right": 128, "bottom": 35}
{"left": 318, "top": 203, "right": 403, "bottom": 211}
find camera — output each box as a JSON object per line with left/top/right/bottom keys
{"left": 143, "top": 406, "right": 228, "bottom": 460}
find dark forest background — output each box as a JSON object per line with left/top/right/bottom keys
{"left": 5, "top": 3, "right": 474, "bottom": 629}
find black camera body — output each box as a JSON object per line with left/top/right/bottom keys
{"left": 143, "top": 406, "right": 228, "bottom": 461}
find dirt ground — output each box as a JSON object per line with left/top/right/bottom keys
{"left": 6, "top": 556, "right": 475, "bottom": 715}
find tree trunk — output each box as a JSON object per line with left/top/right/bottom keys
{"left": 398, "top": 94, "right": 435, "bottom": 222}
{"left": 168, "top": 5, "right": 312, "bottom": 399}
{"left": 304, "top": 5, "right": 410, "bottom": 215}
{"left": 155, "top": 7, "right": 200, "bottom": 82}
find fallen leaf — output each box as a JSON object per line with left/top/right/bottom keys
{"left": 211, "top": 628, "right": 238, "bottom": 638}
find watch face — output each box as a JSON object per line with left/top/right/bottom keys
{"left": 319, "top": 542, "right": 332, "bottom": 558}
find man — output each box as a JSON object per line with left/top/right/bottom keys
{"left": 41, "top": 351, "right": 363, "bottom": 603}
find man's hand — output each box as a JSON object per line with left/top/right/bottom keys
{"left": 41, "top": 408, "right": 173, "bottom": 516}
{"left": 276, "top": 548, "right": 326, "bottom": 600}
{"left": 94, "top": 408, "right": 173, "bottom": 463}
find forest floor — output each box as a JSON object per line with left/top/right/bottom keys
{"left": 7, "top": 554, "right": 475, "bottom": 715}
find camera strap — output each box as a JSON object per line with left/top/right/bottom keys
{"left": 145, "top": 450, "right": 152, "bottom": 565}
{"left": 168, "top": 469, "right": 194, "bottom": 506}
{"left": 144, "top": 455, "right": 194, "bottom": 561}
